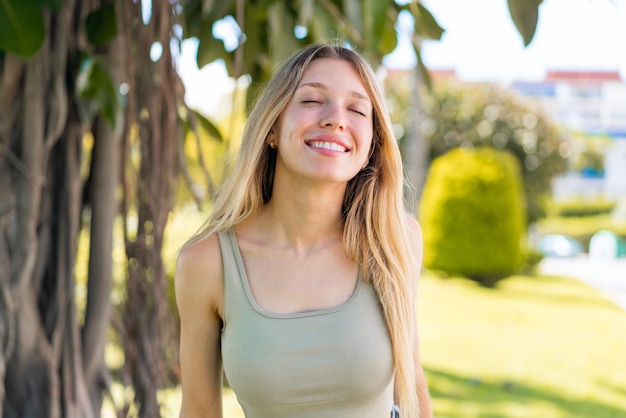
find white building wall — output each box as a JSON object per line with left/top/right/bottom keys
{"left": 518, "top": 77, "right": 626, "bottom": 200}
{"left": 605, "top": 139, "right": 626, "bottom": 197}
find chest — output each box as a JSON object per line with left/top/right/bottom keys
{"left": 237, "top": 240, "right": 359, "bottom": 315}
{"left": 221, "top": 279, "right": 394, "bottom": 417}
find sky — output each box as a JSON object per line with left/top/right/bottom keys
{"left": 178, "top": 0, "right": 626, "bottom": 117}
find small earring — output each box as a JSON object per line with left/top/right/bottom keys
{"left": 361, "top": 161, "right": 368, "bottom": 170}
{"left": 269, "top": 141, "right": 277, "bottom": 149}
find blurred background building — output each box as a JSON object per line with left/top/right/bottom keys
{"left": 511, "top": 71, "right": 626, "bottom": 200}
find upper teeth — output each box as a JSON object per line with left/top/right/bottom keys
{"left": 309, "top": 141, "right": 346, "bottom": 152}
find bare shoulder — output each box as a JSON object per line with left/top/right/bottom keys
{"left": 404, "top": 213, "right": 423, "bottom": 249}
{"left": 175, "top": 232, "right": 224, "bottom": 319}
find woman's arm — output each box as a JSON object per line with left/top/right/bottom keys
{"left": 175, "top": 234, "right": 225, "bottom": 418}
{"left": 406, "top": 216, "right": 433, "bottom": 418}
{"left": 413, "top": 327, "right": 433, "bottom": 418}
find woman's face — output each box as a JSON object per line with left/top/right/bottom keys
{"left": 270, "top": 58, "right": 374, "bottom": 187}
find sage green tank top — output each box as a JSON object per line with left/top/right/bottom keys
{"left": 218, "top": 229, "right": 395, "bottom": 418}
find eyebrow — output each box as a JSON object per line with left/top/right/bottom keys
{"left": 298, "top": 82, "right": 371, "bottom": 102}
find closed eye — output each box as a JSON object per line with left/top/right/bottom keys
{"left": 350, "top": 109, "right": 367, "bottom": 117}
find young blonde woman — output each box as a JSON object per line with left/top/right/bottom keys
{"left": 175, "top": 44, "right": 432, "bottom": 418}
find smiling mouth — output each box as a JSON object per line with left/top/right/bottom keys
{"left": 307, "top": 141, "right": 348, "bottom": 152}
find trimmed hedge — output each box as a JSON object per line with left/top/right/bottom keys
{"left": 537, "top": 214, "right": 626, "bottom": 251}
{"left": 549, "top": 199, "right": 616, "bottom": 218}
{"left": 419, "top": 148, "right": 526, "bottom": 286}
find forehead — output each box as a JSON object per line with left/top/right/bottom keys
{"left": 299, "top": 58, "right": 370, "bottom": 97}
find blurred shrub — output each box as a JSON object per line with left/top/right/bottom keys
{"left": 520, "top": 248, "right": 545, "bottom": 274}
{"left": 419, "top": 148, "right": 526, "bottom": 287}
{"left": 568, "top": 133, "right": 611, "bottom": 176}
{"left": 548, "top": 199, "right": 616, "bottom": 218}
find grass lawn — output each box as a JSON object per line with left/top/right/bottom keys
{"left": 418, "top": 272, "right": 626, "bottom": 418}
{"left": 210, "top": 273, "right": 626, "bottom": 418}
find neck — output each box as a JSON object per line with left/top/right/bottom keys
{"left": 249, "top": 176, "right": 347, "bottom": 254}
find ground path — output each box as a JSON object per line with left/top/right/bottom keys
{"left": 539, "top": 257, "right": 626, "bottom": 310}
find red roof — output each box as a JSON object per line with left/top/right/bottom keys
{"left": 429, "top": 69, "right": 457, "bottom": 80}
{"left": 545, "top": 70, "right": 622, "bottom": 82}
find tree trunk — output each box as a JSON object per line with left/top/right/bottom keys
{"left": 81, "top": 118, "right": 119, "bottom": 414}
{"left": 118, "top": 0, "right": 182, "bottom": 415}
{"left": 81, "top": 11, "right": 124, "bottom": 412}
{"left": 1, "top": 0, "right": 184, "bottom": 415}
{"left": 0, "top": 53, "right": 26, "bottom": 416}
{"left": 402, "top": 65, "right": 430, "bottom": 214}
{"left": 2, "top": 30, "right": 60, "bottom": 418}
{"left": 0, "top": 0, "right": 112, "bottom": 416}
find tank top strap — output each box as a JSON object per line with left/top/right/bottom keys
{"left": 217, "top": 228, "right": 247, "bottom": 324}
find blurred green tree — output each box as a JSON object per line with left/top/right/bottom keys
{"left": 182, "top": 0, "right": 444, "bottom": 105}
{"left": 387, "top": 79, "right": 567, "bottom": 222}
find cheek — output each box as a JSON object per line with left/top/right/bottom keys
{"left": 361, "top": 120, "right": 374, "bottom": 143}
{"left": 361, "top": 129, "right": 374, "bottom": 153}
{"left": 278, "top": 113, "right": 308, "bottom": 136}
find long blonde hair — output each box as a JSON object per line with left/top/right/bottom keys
{"left": 193, "top": 44, "right": 420, "bottom": 416}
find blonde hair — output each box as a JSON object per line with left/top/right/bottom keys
{"left": 192, "top": 44, "right": 420, "bottom": 416}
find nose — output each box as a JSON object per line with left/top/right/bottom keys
{"left": 319, "top": 101, "right": 346, "bottom": 131}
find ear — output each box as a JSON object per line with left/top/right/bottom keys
{"left": 266, "top": 128, "right": 275, "bottom": 144}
